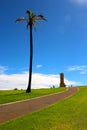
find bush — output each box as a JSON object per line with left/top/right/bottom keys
{"left": 14, "top": 88, "right": 18, "bottom": 90}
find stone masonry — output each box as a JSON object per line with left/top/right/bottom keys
{"left": 60, "top": 73, "right": 66, "bottom": 87}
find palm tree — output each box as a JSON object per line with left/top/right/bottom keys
{"left": 16, "top": 10, "right": 47, "bottom": 93}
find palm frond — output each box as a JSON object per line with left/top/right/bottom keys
{"left": 35, "top": 21, "right": 40, "bottom": 26}
{"left": 33, "top": 21, "right": 40, "bottom": 31}
{"left": 15, "top": 10, "right": 47, "bottom": 30}
{"left": 26, "top": 10, "right": 35, "bottom": 18}
{"left": 26, "top": 10, "right": 31, "bottom": 15}
{"left": 37, "top": 14, "right": 47, "bottom": 21}
{"left": 15, "top": 17, "right": 28, "bottom": 23}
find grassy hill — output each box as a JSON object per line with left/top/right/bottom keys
{"left": 0, "top": 87, "right": 66, "bottom": 104}
{"left": 0, "top": 86, "right": 87, "bottom": 130}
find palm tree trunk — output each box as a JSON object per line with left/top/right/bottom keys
{"left": 26, "top": 24, "right": 33, "bottom": 93}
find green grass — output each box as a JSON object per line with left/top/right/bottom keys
{"left": 0, "top": 87, "right": 66, "bottom": 104}
{"left": 0, "top": 86, "right": 87, "bottom": 130}
{"left": 0, "top": 87, "right": 87, "bottom": 130}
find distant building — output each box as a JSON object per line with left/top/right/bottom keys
{"left": 60, "top": 73, "right": 66, "bottom": 87}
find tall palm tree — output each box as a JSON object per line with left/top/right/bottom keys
{"left": 16, "top": 10, "right": 47, "bottom": 93}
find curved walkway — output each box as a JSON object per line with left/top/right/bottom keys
{"left": 0, "top": 87, "right": 78, "bottom": 124}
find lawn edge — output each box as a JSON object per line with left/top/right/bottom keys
{"left": 0, "top": 88, "right": 67, "bottom": 106}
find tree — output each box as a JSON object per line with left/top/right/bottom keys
{"left": 16, "top": 10, "right": 47, "bottom": 93}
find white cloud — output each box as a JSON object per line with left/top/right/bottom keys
{"left": 0, "top": 73, "right": 28, "bottom": 90}
{"left": 0, "top": 65, "right": 8, "bottom": 74}
{"left": 32, "top": 73, "right": 59, "bottom": 88}
{"left": 0, "top": 72, "right": 79, "bottom": 90}
{"left": 80, "top": 71, "right": 86, "bottom": 74}
{"left": 67, "top": 65, "right": 87, "bottom": 74}
{"left": 36, "top": 64, "right": 43, "bottom": 68}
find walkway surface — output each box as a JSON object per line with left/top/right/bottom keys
{"left": 0, "top": 87, "right": 78, "bottom": 124}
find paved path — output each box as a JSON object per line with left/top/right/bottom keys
{"left": 0, "top": 87, "right": 78, "bottom": 124}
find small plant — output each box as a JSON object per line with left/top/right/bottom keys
{"left": 53, "top": 85, "right": 55, "bottom": 88}
{"left": 14, "top": 88, "right": 18, "bottom": 90}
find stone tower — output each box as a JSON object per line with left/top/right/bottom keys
{"left": 60, "top": 73, "right": 66, "bottom": 87}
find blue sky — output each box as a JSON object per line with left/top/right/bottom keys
{"left": 0, "top": 0, "right": 87, "bottom": 89}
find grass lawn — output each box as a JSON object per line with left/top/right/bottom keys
{"left": 0, "top": 86, "right": 87, "bottom": 130}
{"left": 0, "top": 87, "right": 66, "bottom": 104}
